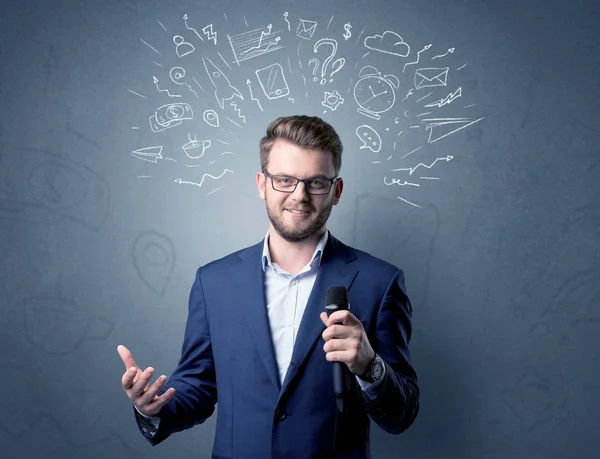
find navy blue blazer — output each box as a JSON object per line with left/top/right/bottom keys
{"left": 135, "top": 232, "right": 419, "bottom": 458}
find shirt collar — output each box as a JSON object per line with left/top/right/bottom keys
{"left": 262, "top": 229, "right": 328, "bottom": 272}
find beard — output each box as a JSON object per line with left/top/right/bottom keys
{"left": 266, "top": 196, "right": 334, "bottom": 243}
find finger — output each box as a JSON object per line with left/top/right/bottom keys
{"left": 322, "top": 324, "right": 350, "bottom": 341}
{"left": 139, "top": 374, "right": 170, "bottom": 405}
{"left": 146, "top": 387, "right": 176, "bottom": 413}
{"left": 117, "top": 345, "right": 139, "bottom": 371}
{"left": 320, "top": 312, "right": 328, "bottom": 325}
{"left": 324, "top": 349, "right": 354, "bottom": 363}
{"left": 121, "top": 367, "right": 138, "bottom": 389}
{"left": 131, "top": 367, "right": 155, "bottom": 397}
{"left": 326, "top": 310, "right": 355, "bottom": 327}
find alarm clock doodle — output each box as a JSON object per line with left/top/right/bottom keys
{"left": 353, "top": 65, "right": 400, "bottom": 120}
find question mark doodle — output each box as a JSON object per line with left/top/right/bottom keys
{"left": 313, "top": 38, "right": 345, "bottom": 85}
{"left": 308, "top": 58, "right": 320, "bottom": 82}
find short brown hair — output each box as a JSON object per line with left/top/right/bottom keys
{"left": 259, "top": 115, "right": 343, "bottom": 175}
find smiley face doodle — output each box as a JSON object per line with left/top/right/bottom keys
{"left": 356, "top": 124, "right": 382, "bottom": 153}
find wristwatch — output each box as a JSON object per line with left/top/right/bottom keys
{"left": 360, "top": 353, "right": 384, "bottom": 383}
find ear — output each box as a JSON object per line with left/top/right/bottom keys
{"left": 332, "top": 178, "right": 343, "bottom": 205}
{"left": 256, "top": 171, "right": 266, "bottom": 200}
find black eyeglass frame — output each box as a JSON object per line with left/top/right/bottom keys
{"left": 262, "top": 170, "right": 339, "bottom": 195}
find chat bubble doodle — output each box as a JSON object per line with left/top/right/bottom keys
{"left": 356, "top": 125, "right": 382, "bottom": 153}
{"left": 23, "top": 296, "right": 113, "bottom": 355}
{"left": 132, "top": 230, "right": 175, "bottom": 295}
{"left": 149, "top": 102, "right": 193, "bottom": 133}
{"left": 0, "top": 148, "right": 111, "bottom": 229}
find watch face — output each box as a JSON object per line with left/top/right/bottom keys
{"left": 354, "top": 76, "right": 395, "bottom": 114}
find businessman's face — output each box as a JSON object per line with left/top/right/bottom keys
{"left": 257, "top": 139, "right": 343, "bottom": 242}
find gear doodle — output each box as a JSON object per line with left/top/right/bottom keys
{"left": 321, "top": 90, "right": 344, "bottom": 111}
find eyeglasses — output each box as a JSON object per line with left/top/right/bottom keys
{"left": 263, "top": 170, "right": 338, "bottom": 195}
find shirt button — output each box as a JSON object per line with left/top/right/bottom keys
{"left": 275, "top": 409, "right": 287, "bottom": 420}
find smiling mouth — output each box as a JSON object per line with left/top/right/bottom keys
{"left": 287, "top": 209, "right": 311, "bottom": 214}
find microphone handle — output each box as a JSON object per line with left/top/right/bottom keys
{"left": 326, "top": 303, "right": 349, "bottom": 399}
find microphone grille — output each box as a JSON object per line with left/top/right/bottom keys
{"left": 326, "top": 286, "right": 348, "bottom": 305}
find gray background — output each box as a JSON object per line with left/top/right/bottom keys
{"left": 1, "top": 0, "right": 599, "bottom": 458}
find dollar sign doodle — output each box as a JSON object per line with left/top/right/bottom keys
{"left": 343, "top": 22, "right": 352, "bottom": 40}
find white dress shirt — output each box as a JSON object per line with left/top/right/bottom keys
{"left": 136, "top": 229, "right": 385, "bottom": 435}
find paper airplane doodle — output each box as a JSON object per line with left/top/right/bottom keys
{"left": 202, "top": 57, "right": 244, "bottom": 109}
{"left": 131, "top": 146, "right": 163, "bottom": 163}
{"left": 421, "top": 117, "right": 484, "bottom": 143}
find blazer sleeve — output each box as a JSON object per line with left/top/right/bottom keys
{"left": 358, "top": 268, "right": 420, "bottom": 435}
{"left": 138, "top": 266, "right": 218, "bottom": 446}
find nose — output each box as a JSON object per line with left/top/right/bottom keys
{"left": 291, "top": 181, "right": 310, "bottom": 200}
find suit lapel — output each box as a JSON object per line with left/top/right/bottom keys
{"left": 279, "top": 234, "right": 358, "bottom": 399}
{"left": 231, "top": 242, "right": 281, "bottom": 392}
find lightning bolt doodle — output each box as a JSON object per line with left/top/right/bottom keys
{"left": 230, "top": 101, "right": 246, "bottom": 123}
{"left": 203, "top": 24, "right": 217, "bottom": 44}
{"left": 424, "top": 87, "right": 462, "bottom": 108}
{"left": 246, "top": 79, "right": 264, "bottom": 111}
{"left": 390, "top": 155, "right": 454, "bottom": 175}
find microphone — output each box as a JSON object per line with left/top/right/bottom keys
{"left": 325, "top": 286, "right": 349, "bottom": 412}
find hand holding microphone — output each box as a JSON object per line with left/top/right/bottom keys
{"left": 321, "top": 286, "right": 376, "bottom": 411}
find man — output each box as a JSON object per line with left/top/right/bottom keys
{"left": 118, "top": 115, "right": 419, "bottom": 458}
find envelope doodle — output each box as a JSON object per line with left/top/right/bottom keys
{"left": 414, "top": 67, "right": 449, "bottom": 90}
{"left": 296, "top": 19, "right": 317, "bottom": 40}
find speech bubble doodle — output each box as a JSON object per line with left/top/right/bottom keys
{"left": 356, "top": 124, "right": 382, "bottom": 152}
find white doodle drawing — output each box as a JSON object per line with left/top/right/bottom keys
{"left": 401, "top": 88, "right": 414, "bottom": 102}
{"left": 456, "top": 63, "right": 468, "bottom": 71}
{"left": 322, "top": 90, "right": 344, "bottom": 111}
{"left": 183, "top": 14, "right": 204, "bottom": 40}
{"left": 157, "top": 20, "right": 167, "bottom": 32}
{"left": 353, "top": 65, "right": 399, "bottom": 120}
{"left": 421, "top": 116, "right": 485, "bottom": 143}
{"left": 403, "top": 44, "right": 432, "bottom": 73}
{"left": 416, "top": 91, "right": 433, "bottom": 102}
{"left": 228, "top": 24, "right": 284, "bottom": 65}
{"left": 182, "top": 134, "right": 211, "bottom": 159}
{"left": 203, "top": 24, "right": 217, "bottom": 44}
{"left": 173, "top": 35, "right": 195, "bottom": 57}
{"left": 131, "top": 146, "right": 163, "bottom": 163}
{"left": 424, "top": 87, "right": 462, "bottom": 107}
{"left": 356, "top": 125, "right": 382, "bottom": 153}
{"left": 153, "top": 76, "right": 182, "bottom": 98}
{"left": 417, "top": 112, "right": 432, "bottom": 117}
{"left": 246, "top": 79, "right": 264, "bottom": 111}
{"left": 153, "top": 61, "right": 162, "bottom": 67}
{"left": 432, "top": 47, "right": 455, "bottom": 60}
{"left": 363, "top": 31, "right": 410, "bottom": 57}
{"left": 149, "top": 103, "right": 193, "bottom": 133}
{"left": 227, "top": 117, "right": 242, "bottom": 128}
{"left": 283, "top": 12, "right": 291, "bottom": 31}
{"left": 343, "top": 22, "right": 352, "bottom": 40}
{"left": 296, "top": 19, "right": 317, "bottom": 40}
{"left": 414, "top": 67, "right": 449, "bottom": 90}
{"left": 218, "top": 51, "right": 232, "bottom": 71}
{"left": 383, "top": 177, "right": 420, "bottom": 187}
{"left": 400, "top": 146, "right": 422, "bottom": 159}
{"left": 255, "top": 63, "right": 290, "bottom": 99}
{"left": 230, "top": 101, "right": 246, "bottom": 123}
{"left": 174, "top": 169, "right": 234, "bottom": 188}
{"left": 203, "top": 109, "right": 220, "bottom": 127}
{"left": 140, "top": 38, "right": 162, "bottom": 56}
{"left": 169, "top": 67, "right": 198, "bottom": 98}
{"left": 308, "top": 58, "right": 320, "bottom": 81}
{"left": 390, "top": 155, "right": 454, "bottom": 175}
{"left": 202, "top": 57, "right": 244, "bottom": 109}
{"left": 313, "top": 38, "right": 345, "bottom": 85}
{"left": 127, "top": 89, "right": 147, "bottom": 99}
{"left": 327, "top": 15, "right": 334, "bottom": 30}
